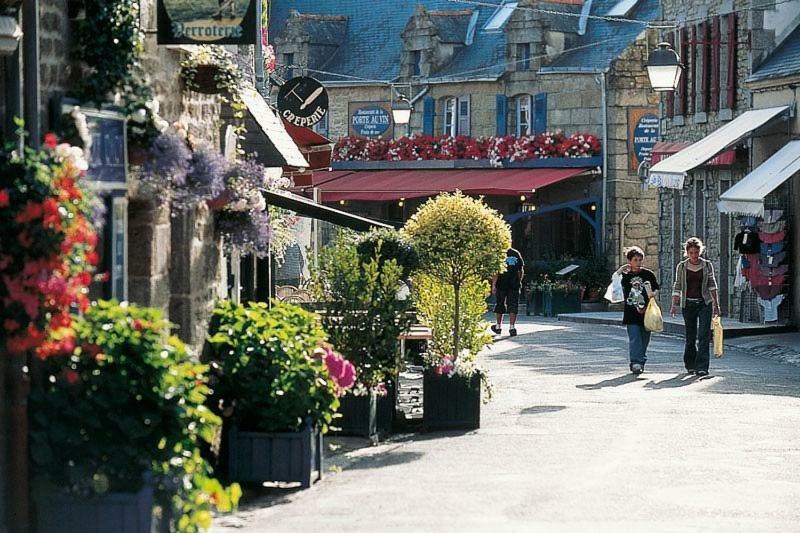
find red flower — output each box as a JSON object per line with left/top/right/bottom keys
{"left": 15, "top": 202, "right": 44, "bottom": 224}
{"left": 85, "top": 250, "right": 99, "bottom": 266}
{"left": 3, "top": 319, "right": 20, "bottom": 332}
{"left": 62, "top": 369, "right": 80, "bottom": 385}
{"left": 42, "top": 198, "right": 61, "bottom": 228}
{"left": 0, "top": 189, "right": 9, "bottom": 207}
{"left": 132, "top": 319, "right": 144, "bottom": 331}
{"left": 43, "top": 133, "right": 58, "bottom": 149}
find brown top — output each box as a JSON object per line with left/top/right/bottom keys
{"left": 686, "top": 268, "right": 703, "bottom": 299}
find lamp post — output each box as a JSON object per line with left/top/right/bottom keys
{"left": 646, "top": 42, "right": 683, "bottom": 92}
{"left": 391, "top": 97, "right": 412, "bottom": 137}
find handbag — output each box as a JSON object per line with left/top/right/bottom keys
{"left": 604, "top": 272, "right": 624, "bottom": 303}
{"left": 643, "top": 298, "right": 664, "bottom": 333}
{"left": 712, "top": 316, "right": 724, "bottom": 358}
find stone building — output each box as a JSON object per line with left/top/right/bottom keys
{"left": 270, "top": 0, "right": 662, "bottom": 267}
{"left": 647, "top": 0, "right": 799, "bottom": 324}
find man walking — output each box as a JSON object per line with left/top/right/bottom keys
{"left": 491, "top": 248, "right": 524, "bottom": 336}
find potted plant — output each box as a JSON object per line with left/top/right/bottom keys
{"left": 28, "top": 301, "right": 238, "bottom": 533}
{"left": 403, "top": 192, "right": 510, "bottom": 430}
{"left": 205, "top": 301, "right": 353, "bottom": 488}
{"left": 312, "top": 233, "right": 415, "bottom": 440}
{"left": 180, "top": 46, "right": 244, "bottom": 96}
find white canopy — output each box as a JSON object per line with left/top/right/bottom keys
{"left": 240, "top": 88, "right": 309, "bottom": 168}
{"left": 718, "top": 140, "right": 800, "bottom": 217}
{"left": 648, "top": 106, "right": 789, "bottom": 189}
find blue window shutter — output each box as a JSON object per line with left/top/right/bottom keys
{"left": 496, "top": 94, "right": 508, "bottom": 135}
{"left": 534, "top": 93, "right": 547, "bottom": 133}
{"left": 423, "top": 96, "right": 435, "bottom": 135}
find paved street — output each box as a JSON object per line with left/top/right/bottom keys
{"left": 213, "top": 317, "right": 800, "bottom": 532}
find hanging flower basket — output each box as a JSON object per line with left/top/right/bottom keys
{"left": 184, "top": 64, "right": 223, "bottom": 94}
{"left": 127, "top": 142, "right": 149, "bottom": 167}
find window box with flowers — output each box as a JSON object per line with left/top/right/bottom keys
{"left": 206, "top": 301, "right": 355, "bottom": 488}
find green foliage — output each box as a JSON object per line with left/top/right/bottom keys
{"left": 73, "top": 0, "right": 144, "bottom": 104}
{"left": 28, "top": 300, "right": 238, "bottom": 532}
{"left": 355, "top": 228, "right": 419, "bottom": 279}
{"left": 403, "top": 191, "right": 511, "bottom": 358}
{"left": 413, "top": 273, "right": 493, "bottom": 362}
{"left": 312, "top": 236, "right": 415, "bottom": 387}
{"left": 525, "top": 255, "right": 610, "bottom": 292}
{"left": 206, "top": 300, "right": 339, "bottom": 433}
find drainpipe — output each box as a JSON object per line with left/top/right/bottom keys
{"left": 22, "top": 0, "right": 40, "bottom": 147}
{"left": 619, "top": 210, "right": 632, "bottom": 263}
{"left": 598, "top": 69, "right": 609, "bottom": 255}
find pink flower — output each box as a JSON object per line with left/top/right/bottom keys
{"left": 323, "top": 348, "right": 356, "bottom": 395}
{"left": 43, "top": 132, "right": 58, "bottom": 149}
{"left": 0, "top": 190, "right": 9, "bottom": 207}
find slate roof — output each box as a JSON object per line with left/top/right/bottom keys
{"left": 269, "top": 0, "right": 657, "bottom": 83}
{"left": 301, "top": 16, "right": 347, "bottom": 46}
{"left": 430, "top": 10, "right": 473, "bottom": 44}
{"left": 543, "top": 0, "right": 658, "bottom": 71}
{"left": 748, "top": 23, "right": 800, "bottom": 83}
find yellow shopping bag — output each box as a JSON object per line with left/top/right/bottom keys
{"left": 644, "top": 298, "right": 664, "bottom": 333}
{"left": 712, "top": 316, "right": 724, "bottom": 358}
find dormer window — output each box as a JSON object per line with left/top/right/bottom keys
{"left": 606, "top": 0, "right": 639, "bottom": 17}
{"left": 484, "top": 1, "right": 518, "bottom": 32}
{"left": 412, "top": 50, "right": 422, "bottom": 76}
{"left": 516, "top": 43, "right": 531, "bottom": 70}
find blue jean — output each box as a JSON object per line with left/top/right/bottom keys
{"left": 626, "top": 324, "right": 651, "bottom": 366}
{"left": 683, "top": 300, "right": 712, "bottom": 372}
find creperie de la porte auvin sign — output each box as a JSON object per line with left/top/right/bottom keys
{"left": 350, "top": 105, "right": 392, "bottom": 138}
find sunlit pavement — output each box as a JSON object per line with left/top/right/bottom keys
{"left": 213, "top": 316, "right": 800, "bottom": 532}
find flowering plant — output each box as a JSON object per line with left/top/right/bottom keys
{"left": 29, "top": 301, "right": 240, "bottom": 531}
{"left": 316, "top": 344, "right": 357, "bottom": 396}
{"left": 333, "top": 132, "right": 601, "bottom": 167}
{"left": 0, "top": 129, "right": 99, "bottom": 358}
{"left": 206, "top": 300, "right": 345, "bottom": 433}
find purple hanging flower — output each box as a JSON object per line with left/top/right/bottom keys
{"left": 217, "top": 209, "right": 272, "bottom": 257}
{"left": 173, "top": 144, "right": 228, "bottom": 210}
{"left": 143, "top": 132, "right": 192, "bottom": 188}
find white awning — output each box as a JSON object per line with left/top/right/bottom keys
{"left": 240, "top": 88, "right": 308, "bottom": 168}
{"left": 648, "top": 106, "right": 789, "bottom": 189}
{"left": 718, "top": 140, "right": 800, "bottom": 216}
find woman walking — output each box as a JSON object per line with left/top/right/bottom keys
{"left": 670, "top": 237, "right": 720, "bottom": 377}
{"left": 614, "top": 246, "right": 660, "bottom": 375}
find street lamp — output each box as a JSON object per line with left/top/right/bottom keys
{"left": 392, "top": 97, "right": 412, "bottom": 126}
{"left": 646, "top": 42, "right": 682, "bottom": 92}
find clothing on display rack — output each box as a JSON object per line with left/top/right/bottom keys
{"left": 760, "top": 220, "right": 786, "bottom": 233}
{"left": 760, "top": 250, "right": 787, "bottom": 267}
{"left": 759, "top": 230, "right": 786, "bottom": 244}
{"left": 763, "top": 210, "right": 784, "bottom": 224}
{"left": 734, "top": 228, "right": 761, "bottom": 254}
{"left": 734, "top": 256, "right": 747, "bottom": 288}
{"left": 759, "top": 264, "right": 789, "bottom": 277}
{"left": 757, "top": 294, "right": 786, "bottom": 322}
{"left": 754, "top": 284, "right": 786, "bottom": 300}
{"left": 760, "top": 242, "right": 785, "bottom": 256}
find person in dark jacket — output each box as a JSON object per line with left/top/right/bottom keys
{"left": 491, "top": 248, "right": 524, "bottom": 337}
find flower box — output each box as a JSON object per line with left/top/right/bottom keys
{"left": 226, "top": 422, "right": 322, "bottom": 489}
{"left": 33, "top": 477, "right": 153, "bottom": 533}
{"left": 526, "top": 287, "right": 545, "bottom": 316}
{"left": 423, "top": 370, "right": 481, "bottom": 431}
{"left": 336, "top": 380, "right": 396, "bottom": 441}
{"left": 547, "top": 289, "right": 582, "bottom": 316}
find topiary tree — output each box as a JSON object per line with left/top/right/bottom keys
{"left": 355, "top": 228, "right": 419, "bottom": 279}
{"left": 403, "top": 191, "right": 511, "bottom": 360}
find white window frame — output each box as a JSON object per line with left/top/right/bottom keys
{"left": 443, "top": 97, "right": 457, "bottom": 136}
{"left": 457, "top": 95, "right": 470, "bottom": 137}
{"left": 484, "top": 1, "right": 518, "bottom": 31}
{"left": 515, "top": 95, "right": 531, "bottom": 136}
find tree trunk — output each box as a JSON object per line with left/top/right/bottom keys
{"left": 453, "top": 283, "right": 460, "bottom": 360}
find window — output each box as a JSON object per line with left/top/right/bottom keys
{"left": 516, "top": 43, "right": 531, "bottom": 70}
{"left": 412, "top": 50, "right": 422, "bottom": 77}
{"left": 442, "top": 96, "right": 470, "bottom": 136}
{"left": 284, "top": 53, "right": 295, "bottom": 79}
{"left": 484, "top": 1, "right": 517, "bottom": 31}
{"left": 606, "top": 0, "right": 639, "bottom": 17}
{"left": 515, "top": 95, "right": 531, "bottom": 136}
{"left": 313, "top": 112, "right": 329, "bottom": 137}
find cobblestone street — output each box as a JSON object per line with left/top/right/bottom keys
{"left": 213, "top": 317, "right": 800, "bottom": 532}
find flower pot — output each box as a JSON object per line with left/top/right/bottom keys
{"left": 526, "top": 287, "right": 545, "bottom": 316}
{"left": 184, "top": 64, "right": 223, "bottom": 94}
{"left": 206, "top": 190, "right": 231, "bottom": 210}
{"left": 33, "top": 476, "right": 154, "bottom": 533}
{"left": 423, "top": 370, "right": 481, "bottom": 431}
{"left": 226, "top": 422, "right": 322, "bottom": 488}
{"left": 127, "top": 143, "right": 149, "bottom": 167}
{"left": 336, "top": 383, "right": 397, "bottom": 441}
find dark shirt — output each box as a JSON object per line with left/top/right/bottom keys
{"left": 685, "top": 268, "right": 703, "bottom": 299}
{"left": 621, "top": 268, "right": 660, "bottom": 326}
{"left": 734, "top": 230, "right": 761, "bottom": 254}
{"left": 497, "top": 248, "right": 524, "bottom": 290}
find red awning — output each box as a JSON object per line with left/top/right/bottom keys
{"left": 651, "top": 141, "right": 736, "bottom": 166}
{"left": 305, "top": 167, "right": 592, "bottom": 202}
{"left": 281, "top": 121, "right": 333, "bottom": 173}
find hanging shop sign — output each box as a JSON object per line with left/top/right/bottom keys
{"left": 157, "top": 0, "right": 257, "bottom": 45}
{"left": 627, "top": 108, "right": 660, "bottom": 173}
{"left": 348, "top": 102, "right": 393, "bottom": 139}
{"left": 277, "top": 76, "right": 329, "bottom": 127}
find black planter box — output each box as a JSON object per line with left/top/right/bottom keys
{"left": 423, "top": 370, "right": 481, "bottom": 431}
{"left": 33, "top": 477, "right": 153, "bottom": 533}
{"left": 226, "top": 423, "right": 322, "bottom": 488}
{"left": 336, "top": 381, "right": 396, "bottom": 440}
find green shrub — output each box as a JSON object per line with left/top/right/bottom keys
{"left": 29, "top": 300, "right": 238, "bottom": 532}
{"left": 312, "top": 235, "right": 415, "bottom": 388}
{"left": 355, "top": 228, "right": 419, "bottom": 279}
{"left": 206, "top": 300, "right": 339, "bottom": 433}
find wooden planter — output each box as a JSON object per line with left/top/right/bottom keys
{"left": 548, "top": 289, "right": 582, "bottom": 316}
{"left": 33, "top": 477, "right": 153, "bottom": 533}
{"left": 336, "top": 381, "right": 395, "bottom": 441}
{"left": 183, "top": 64, "right": 222, "bottom": 94}
{"left": 226, "top": 423, "right": 322, "bottom": 489}
{"left": 423, "top": 370, "right": 481, "bottom": 431}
